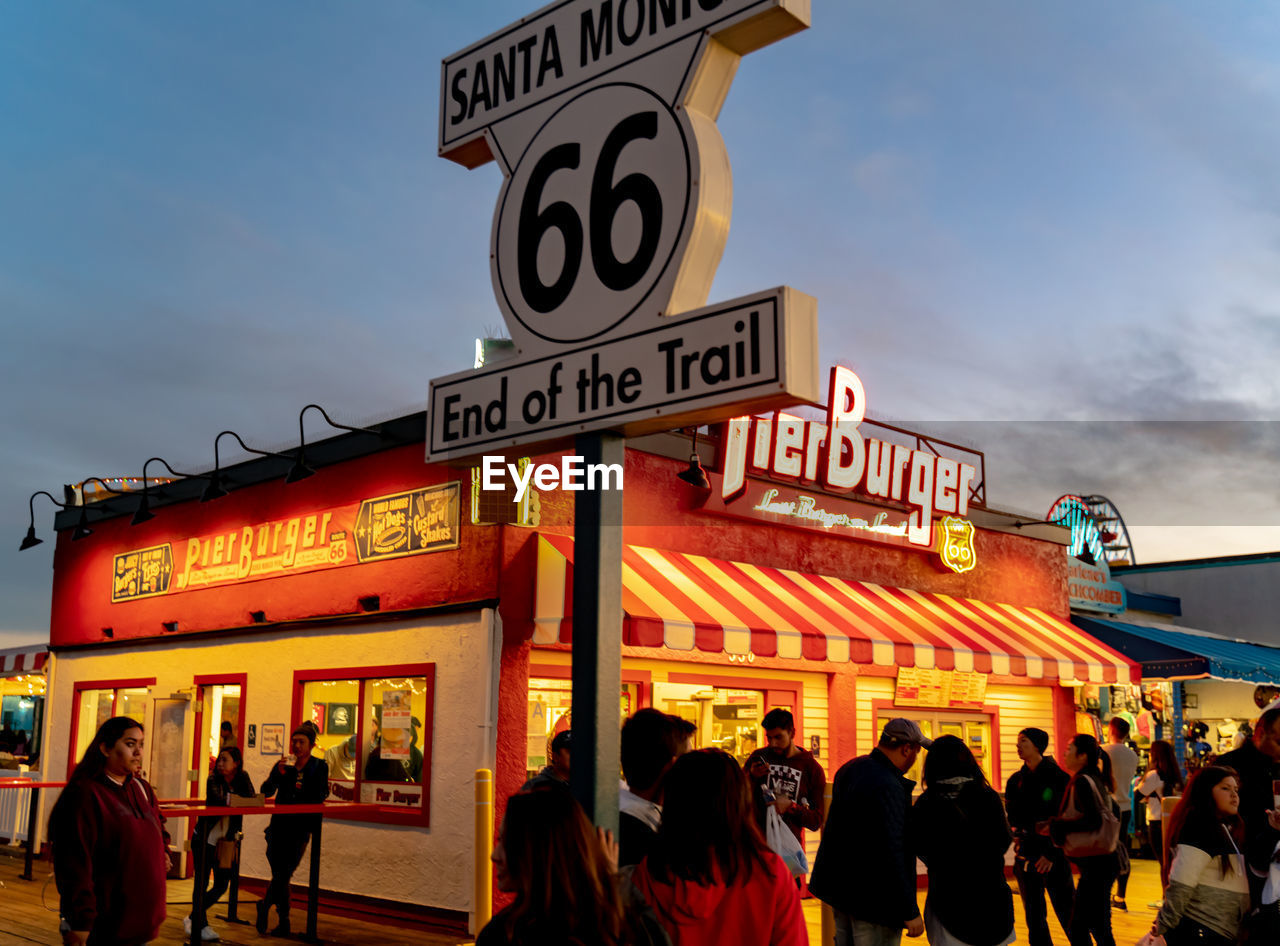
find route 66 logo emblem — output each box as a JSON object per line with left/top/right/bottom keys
{"left": 937, "top": 516, "right": 976, "bottom": 574}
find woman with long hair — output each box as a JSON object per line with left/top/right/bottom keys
{"left": 632, "top": 749, "right": 805, "bottom": 946}
{"left": 187, "top": 746, "right": 255, "bottom": 942}
{"left": 1049, "top": 733, "right": 1118, "bottom": 946}
{"left": 478, "top": 786, "right": 665, "bottom": 946}
{"left": 1144, "top": 767, "right": 1250, "bottom": 946}
{"left": 49, "top": 716, "right": 169, "bottom": 946}
{"left": 912, "top": 735, "right": 1014, "bottom": 946}
{"left": 1137, "top": 740, "right": 1184, "bottom": 888}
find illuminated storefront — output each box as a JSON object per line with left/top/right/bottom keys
{"left": 35, "top": 368, "right": 1138, "bottom": 921}
{"left": 0, "top": 645, "right": 47, "bottom": 848}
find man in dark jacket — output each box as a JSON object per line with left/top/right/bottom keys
{"left": 1217, "top": 705, "right": 1280, "bottom": 905}
{"left": 809, "top": 718, "right": 929, "bottom": 945}
{"left": 258, "top": 723, "right": 329, "bottom": 936}
{"left": 1004, "top": 727, "right": 1073, "bottom": 946}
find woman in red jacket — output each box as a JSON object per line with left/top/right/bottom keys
{"left": 50, "top": 716, "right": 169, "bottom": 946}
{"left": 633, "top": 749, "right": 805, "bottom": 946}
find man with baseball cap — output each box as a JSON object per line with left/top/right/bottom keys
{"left": 522, "top": 729, "right": 571, "bottom": 790}
{"left": 810, "top": 718, "right": 931, "bottom": 944}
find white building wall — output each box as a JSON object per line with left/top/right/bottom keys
{"left": 44, "top": 610, "right": 494, "bottom": 915}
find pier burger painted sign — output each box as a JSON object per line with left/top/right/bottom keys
{"left": 428, "top": 0, "right": 819, "bottom": 460}
{"left": 708, "top": 365, "right": 981, "bottom": 572}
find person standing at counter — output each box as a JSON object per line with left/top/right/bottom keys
{"left": 187, "top": 747, "right": 255, "bottom": 942}
{"left": 257, "top": 723, "right": 329, "bottom": 937}
{"left": 809, "top": 718, "right": 930, "bottom": 944}
{"left": 911, "top": 734, "right": 1014, "bottom": 946}
{"left": 50, "top": 716, "right": 169, "bottom": 946}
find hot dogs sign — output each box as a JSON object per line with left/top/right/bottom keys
{"left": 428, "top": 0, "right": 820, "bottom": 460}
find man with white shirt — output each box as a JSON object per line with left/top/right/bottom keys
{"left": 617, "top": 708, "right": 688, "bottom": 867}
{"left": 1104, "top": 716, "right": 1139, "bottom": 910}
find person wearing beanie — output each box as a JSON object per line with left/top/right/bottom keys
{"left": 257, "top": 722, "right": 329, "bottom": 936}
{"left": 1005, "top": 728, "right": 1074, "bottom": 946}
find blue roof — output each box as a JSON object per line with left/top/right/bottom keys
{"left": 1072, "top": 615, "right": 1280, "bottom": 684}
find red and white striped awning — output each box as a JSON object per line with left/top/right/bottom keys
{"left": 0, "top": 646, "right": 47, "bottom": 676}
{"left": 534, "top": 534, "right": 1137, "bottom": 684}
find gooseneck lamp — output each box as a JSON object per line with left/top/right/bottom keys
{"left": 20, "top": 491, "right": 72, "bottom": 550}
{"left": 288, "top": 404, "right": 381, "bottom": 484}
{"left": 203, "top": 430, "right": 296, "bottom": 502}
{"left": 676, "top": 427, "right": 711, "bottom": 490}
{"left": 132, "top": 457, "right": 210, "bottom": 526}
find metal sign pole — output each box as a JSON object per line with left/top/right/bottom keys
{"left": 569, "top": 431, "right": 623, "bottom": 834}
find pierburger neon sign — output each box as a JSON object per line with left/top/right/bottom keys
{"left": 720, "top": 366, "right": 978, "bottom": 550}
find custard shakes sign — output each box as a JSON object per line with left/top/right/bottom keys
{"left": 429, "top": 0, "right": 819, "bottom": 460}
{"left": 720, "top": 366, "right": 979, "bottom": 551}
{"left": 111, "top": 484, "right": 460, "bottom": 603}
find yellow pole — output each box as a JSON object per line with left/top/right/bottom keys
{"left": 819, "top": 780, "right": 834, "bottom": 946}
{"left": 474, "top": 768, "right": 494, "bottom": 935}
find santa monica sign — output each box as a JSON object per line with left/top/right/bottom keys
{"left": 428, "top": 0, "right": 818, "bottom": 461}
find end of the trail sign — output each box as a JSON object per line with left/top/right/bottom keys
{"left": 427, "top": 286, "right": 818, "bottom": 460}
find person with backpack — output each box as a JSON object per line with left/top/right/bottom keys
{"left": 911, "top": 734, "right": 1014, "bottom": 946}
{"left": 1048, "top": 733, "right": 1119, "bottom": 946}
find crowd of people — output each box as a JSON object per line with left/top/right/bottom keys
{"left": 41, "top": 700, "right": 1280, "bottom": 945}
{"left": 483, "top": 704, "right": 1280, "bottom": 946}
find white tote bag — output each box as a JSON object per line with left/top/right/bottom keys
{"left": 765, "top": 806, "right": 809, "bottom": 877}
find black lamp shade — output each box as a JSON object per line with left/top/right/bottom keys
{"left": 19, "top": 526, "right": 42, "bottom": 551}
{"left": 200, "top": 474, "right": 229, "bottom": 502}
{"left": 677, "top": 456, "right": 710, "bottom": 490}
{"left": 131, "top": 495, "right": 155, "bottom": 525}
{"left": 285, "top": 460, "right": 315, "bottom": 484}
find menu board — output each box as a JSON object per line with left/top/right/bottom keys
{"left": 895, "top": 668, "right": 988, "bottom": 708}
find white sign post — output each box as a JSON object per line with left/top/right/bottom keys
{"left": 435, "top": 0, "right": 814, "bottom": 838}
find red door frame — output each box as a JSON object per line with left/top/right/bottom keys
{"left": 66, "top": 677, "right": 157, "bottom": 779}
{"left": 184, "top": 674, "right": 248, "bottom": 877}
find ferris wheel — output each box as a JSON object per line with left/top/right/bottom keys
{"left": 1045, "top": 494, "right": 1137, "bottom": 566}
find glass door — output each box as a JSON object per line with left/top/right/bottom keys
{"left": 150, "top": 697, "right": 191, "bottom": 877}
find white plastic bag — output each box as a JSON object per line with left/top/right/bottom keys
{"left": 765, "top": 805, "right": 809, "bottom": 877}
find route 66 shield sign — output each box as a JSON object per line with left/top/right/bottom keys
{"left": 937, "top": 515, "right": 977, "bottom": 574}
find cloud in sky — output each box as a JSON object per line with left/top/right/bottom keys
{"left": 3, "top": 2, "right": 1280, "bottom": 648}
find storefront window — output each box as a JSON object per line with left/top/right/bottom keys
{"left": 295, "top": 665, "right": 435, "bottom": 825}
{"left": 526, "top": 678, "right": 638, "bottom": 779}
{"left": 0, "top": 673, "right": 45, "bottom": 765}
{"left": 72, "top": 683, "right": 152, "bottom": 773}
{"left": 876, "top": 711, "right": 993, "bottom": 789}
{"left": 198, "top": 682, "right": 243, "bottom": 777}
{"left": 653, "top": 683, "right": 765, "bottom": 763}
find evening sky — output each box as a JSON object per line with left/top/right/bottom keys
{"left": 3, "top": 1, "right": 1280, "bottom": 647}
